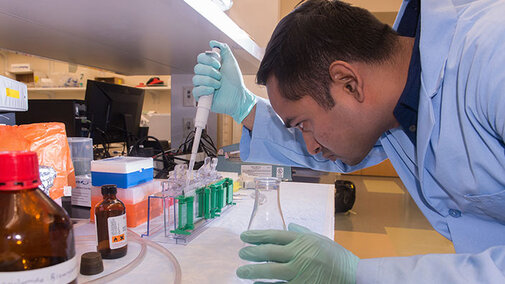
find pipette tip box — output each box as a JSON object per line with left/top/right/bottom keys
{"left": 91, "top": 156, "right": 153, "bottom": 188}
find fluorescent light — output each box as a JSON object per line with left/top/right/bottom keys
{"left": 184, "top": 0, "right": 263, "bottom": 60}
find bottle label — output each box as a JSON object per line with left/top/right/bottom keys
{"left": 108, "top": 213, "right": 127, "bottom": 249}
{"left": 0, "top": 255, "right": 78, "bottom": 283}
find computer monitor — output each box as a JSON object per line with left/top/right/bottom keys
{"left": 15, "top": 99, "right": 87, "bottom": 137}
{"left": 85, "top": 80, "right": 144, "bottom": 146}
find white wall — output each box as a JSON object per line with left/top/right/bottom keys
{"left": 226, "top": 0, "right": 279, "bottom": 99}
{"left": 171, "top": 74, "right": 217, "bottom": 149}
{"left": 345, "top": 0, "right": 402, "bottom": 12}
{"left": 226, "top": 0, "right": 280, "bottom": 48}
{"left": 227, "top": 0, "right": 279, "bottom": 96}
{"left": 218, "top": 0, "right": 281, "bottom": 144}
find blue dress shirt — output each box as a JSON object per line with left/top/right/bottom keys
{"left": 239, "top": 0, "right": 505, "bottom": 282}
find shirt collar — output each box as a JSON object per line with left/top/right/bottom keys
{"left": 392, "top": 0, "right": 421, "bottom": 145}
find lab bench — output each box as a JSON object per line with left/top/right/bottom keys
{"left": 71, "top": 181, "right": 334, "bottom": 283}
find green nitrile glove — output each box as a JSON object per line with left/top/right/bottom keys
{"left": 192, "top": 40, "right": 258, "bottom": 123}
{"left": 237, "top": 223, "right": 359, "bottom": 284}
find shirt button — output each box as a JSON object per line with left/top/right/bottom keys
{"left": 449, "top": 209, "right": 461, "bottom": 218}
{"left": 409, "top": 125, "right": 417, "bottom": 132}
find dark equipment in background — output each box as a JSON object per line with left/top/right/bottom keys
{"left": 334, "top": 180, "right": 356, "bottom": 213}
{"left": 128, "top": 135, "right": 174, "bottom": 179}
{"left": 177, "top": 128, "right": 217, "bottom": 157}
{"left": 128, "top": 128, "right": 217, "bottom": 179}
{"left": 15, "top": 99, "right": 87, "bottom": 137}
{"left": 85, "top": 80, "right": 144, "bottom": 150}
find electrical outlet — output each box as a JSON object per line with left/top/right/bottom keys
{"left": 276, "top": 167, "right": 285, "bottom": 178}
{"left": 183, "top": 117, "right": 194, "bottom": 137}
{"left": 182, "top": 86, "right": 195, "bottom": 107}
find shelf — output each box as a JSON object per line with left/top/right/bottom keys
{"left": 138, "top": 86, "right": 171, "bottom": 91}
{"left": 28, "top": 87, "right": 85, "bottom": 92}
{"left": 27, "top": 86, "right": 170, "bottom": 97}
{"left": 9, "top": 70, "right": 34, "bottom": 75}
{"left": 28, "top": 86, "right": 170, "bottom": 91}
{"left": 0, "top": 0, "right": 263, "bottom": 75}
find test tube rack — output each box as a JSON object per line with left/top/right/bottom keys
{"left": 142, "top": 177, "right": 235, "bottom": 244}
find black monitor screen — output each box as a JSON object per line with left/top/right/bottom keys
{"left": 85, "top": 80, "right": 144, "bottom": 145}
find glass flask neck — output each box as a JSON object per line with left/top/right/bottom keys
{"left": 248, "top": 182, "right": 286, "bottom": 231}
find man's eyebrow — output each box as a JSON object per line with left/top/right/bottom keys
{"left": 284, "top": 117, "right": 295, "bottom": 128}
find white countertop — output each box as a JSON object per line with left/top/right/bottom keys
{"left": 74, "top": 182, "right": 334, "bottom": 283}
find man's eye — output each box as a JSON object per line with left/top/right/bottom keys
{"left": 297, "top": 122, "right": 305, "bottom": 131}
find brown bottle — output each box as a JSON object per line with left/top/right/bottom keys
{"left": 0, "top": 151, "right": 77, "bottom": 283}
{"left": 95, "top": 184, "right": 128, "bottom": 259}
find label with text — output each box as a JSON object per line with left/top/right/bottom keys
{"left": 0, "top": 255, "right": 78, "bottom": 284}
{"left": 108, "top": 214, "right": 127, "bottom": 249}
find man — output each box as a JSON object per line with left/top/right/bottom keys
{"left": 192, "top": 0, "right": 505, "bottom": 282}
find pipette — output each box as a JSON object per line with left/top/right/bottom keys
{"left": 187, "top": 47, "right": 221, "bottom": 185}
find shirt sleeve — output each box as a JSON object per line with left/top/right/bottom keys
{"left": 356, "top": 245, "right": 505, "bottom": 283}
{"left": 464, "top": 6, "right": 505, "bottom": 143}
{"left": 239, "top": 98, "right": 388, "bottom": 173}
{"left": 482, "top": 47, "right": 505, "bottom": 142}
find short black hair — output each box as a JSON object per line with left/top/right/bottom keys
{"left": 257, "top": 0, "right": 398, "bottom": 110}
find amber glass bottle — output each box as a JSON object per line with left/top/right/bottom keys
{"left": 0, "top": 151, "right": 77, "bottom": 283}
{"left": 95, "top": 184, "right": 127, "bottom": 259}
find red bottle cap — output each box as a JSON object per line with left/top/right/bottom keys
{"left": 0, "top": 151, "right": 41, "bottom": 190}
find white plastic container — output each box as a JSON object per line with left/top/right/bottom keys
{"left": 0, "top": 75, "right": 28, "bottom": 112}
{"left": 91, "top": 179, "right": 162, "bottom": 204}
{"left": 68, "top": 137, "right": 93, "bottom": 176}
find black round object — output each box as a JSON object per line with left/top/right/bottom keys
{"left": 80, "top": 251, "right": 104, "bottom": 275}
{"left": 334, "top": 180, "right": 356, "bottom": 213}
{"left": 101, "top": 184, "right": 117, "bottom": 195}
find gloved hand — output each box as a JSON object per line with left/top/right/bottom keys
{"left": 192, "top": 40, "right": 258, "bottom": 123}
{"left": 237, "top": 223, "right": 359, "bottom": 284}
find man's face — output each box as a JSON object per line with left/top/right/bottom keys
{"left": 267, "top": 75, "right": 381, "bottom": 166}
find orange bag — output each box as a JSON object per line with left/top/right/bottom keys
{"left": 0, "top": 123, "right": 75, "bottom": 200}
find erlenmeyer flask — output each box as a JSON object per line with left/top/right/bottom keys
{"left": 247, "top": 177, "right": 286, "bottom": 230}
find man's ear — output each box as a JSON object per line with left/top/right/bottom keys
{"left": 329, "top": 61, "right": 364, "bottom": 103}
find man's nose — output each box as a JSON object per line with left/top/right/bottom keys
{"left": 302, "top": 131, "right": 321, "bottom": 155}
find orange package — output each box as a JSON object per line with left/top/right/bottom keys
{"left": 0, "top": 122, "right": 75, "bottom": 200}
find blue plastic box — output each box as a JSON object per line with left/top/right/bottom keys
{"left": 91, "top": 157, "right": 153, "bottom": 188}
